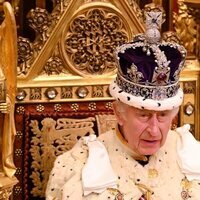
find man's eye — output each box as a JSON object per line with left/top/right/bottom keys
{"left": 159, "top": 112, "right": 166, "bottom": 117}
{"left": 157, "top": 112, "right": 169, "bottom": 121}
{"left": 139, "top": 113, "right": 150, "bottom": 118}
{"left": 141, "top": 114, "right": 148, "bottom": 117}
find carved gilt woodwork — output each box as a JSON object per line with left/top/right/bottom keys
{"left": 16, "top": 0, "right": 144, "bottom": 93}
{"left": 173, "top": 0, "right": 200, "bottom": 58}
{"left": 179, "top": 59, "right": 200, "bottom": 140}
{"left": 0, "top": 1, "right": 18, "bottom": 199}
{"left": 173, "top": 0, "right": 200, "bottom": 139}
{"left": 0, "top": 176, "right": 18, "bottom": 200}
{"left": 9, "top": 1, "right": 200, "bottom": 200}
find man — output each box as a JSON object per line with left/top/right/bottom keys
{"left": 46, "top": 4, "right": 200, "bottom": 200}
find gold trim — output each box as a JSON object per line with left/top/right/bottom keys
{"left": 136, "top": 183, "right": 154, "bottom": 200}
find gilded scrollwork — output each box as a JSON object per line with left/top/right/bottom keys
{"left": 162, "top": 31, "right": 181, "bottom": 44}
{"left": 55, "top": 0, "right": 65, "bottom": 13}
{"left": 127, "top": 0, "right": 143, "bottom": 22}
{"left": 17, "top": 2, "right": 71, "bottom": 77}
{"left": 15, "top": 85, "right": 114, "bottom": 102}
{"left": 92, "top": 85, "right": 104, "bottom": 97}
{"left": 43, "top": 56, "right": 64, "bottom": 75}
{"left": 63, "top": 8, "right": 128, "bottom": 75}
{"left": 173, "top": 1, "right": 197, "bottom": 56}
{"left": 183, "top": 81, "right": 196, "bottom": 94}
{"left": 61, "top": 86, "right": 73, "bottom": 99}
{"left": 27, "top": 7, "right": 51, "bottom": 42}
{"left": 16, "top": 0, "right": 145, "bottom": 91}
{"left": 50, "top": 0, "right": 70, "bottom": 23}
{"left": 52, "top": 0, "right": 70, "bottom": 11}
{"left": 0, "top": 187, "right": 13, "bottom": 200}
{"left": 17, "top": 37, "right": 34, "bottom": 76}
{"left": 30, "top": 88, "right": 42, "bottom": 100}
{"left": 183, "top": 1, "right": 200, "bottom": 59}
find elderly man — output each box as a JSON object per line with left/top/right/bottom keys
{"left": 46, "top": 5, "right": 200, "bottom": 200}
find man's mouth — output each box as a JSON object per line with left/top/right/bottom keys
{"left": 141, "top": 139, "right": 160, "bottom": 145}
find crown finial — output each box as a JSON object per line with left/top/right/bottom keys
{"left": 143, "top": 3, "right": 165, "bottom": 43}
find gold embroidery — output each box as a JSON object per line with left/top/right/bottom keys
{"left": 181, "top": 177, "right": 192, "bottom": 200}
{"left": 136, "top": 183, "right": 153, "bottom": 200}
{"left": 108, "top": 188, "right": 124, "bottom": 200}
{"left": 181, "top": 177, "right": 192, "bottom": 189}
{"left": 148, "top": 169, "right": 158, "bottom": 179}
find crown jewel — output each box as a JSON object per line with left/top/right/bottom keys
{"left": 114, "top": 4, "right": 186, "bottom": 101}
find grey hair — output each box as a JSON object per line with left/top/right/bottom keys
{"left": 113, "top": 101, "right": 129, "bottom": 113}
{"left": 170, "top": 107, "right": 180, "bottom": 119}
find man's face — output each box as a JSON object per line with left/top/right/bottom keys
{"left": 119, "top": 106, "right": 176, "bottom": 155}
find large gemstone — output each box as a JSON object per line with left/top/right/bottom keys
{"left": 157, "top": 73, "right": 167, "bottom": 82}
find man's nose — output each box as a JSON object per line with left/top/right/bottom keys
{"left": 148, "top": 114, "right": 159, "bottom": 136}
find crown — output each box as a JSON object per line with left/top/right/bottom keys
{"left": 109, "top": 4, "right": 187, "bottom": 110}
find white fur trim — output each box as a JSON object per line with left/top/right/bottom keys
{"left": 109, "top": 80, "right": 183, "bottom": 111}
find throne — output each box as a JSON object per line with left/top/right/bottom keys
{"left": 11, "top": 1, "right": 200, "bottom": 200}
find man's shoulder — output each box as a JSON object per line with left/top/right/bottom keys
{"left": 166, "top": 125, "right": 200, "bottom": 182}
{"left": 163, "top": 126, "right": 193, "bottom": 153}
{"left": 52, "top": 130, "right": 115, "bottom": 171}
{"left": 55, "top": 131, "right": 114, "bottom": 156}
{"left": 54, "top": 139, "right": 88, "bottom": 166}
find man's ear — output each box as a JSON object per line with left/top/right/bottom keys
{"left": 112, "top": 101, "right": 125, "bottom": 126}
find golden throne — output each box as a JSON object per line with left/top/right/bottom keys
{"left": 7, "top": 0, "right": 200, "bottom": 200}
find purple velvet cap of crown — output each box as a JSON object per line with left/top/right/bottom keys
{"left": 118, "top": 44, "right": 183, "bottom": 85}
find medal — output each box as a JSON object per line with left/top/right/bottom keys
{"left": 115, "top": 192, "right": 124, "bottom": 200}
{"left": 108, "top": 188, "right": 124, "bottom": 200}
{"left": 139, "top": 194, "right": 147, "bottom": 200}
{"left": 181, "top": 177, "right": 192, "bottom": 200}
